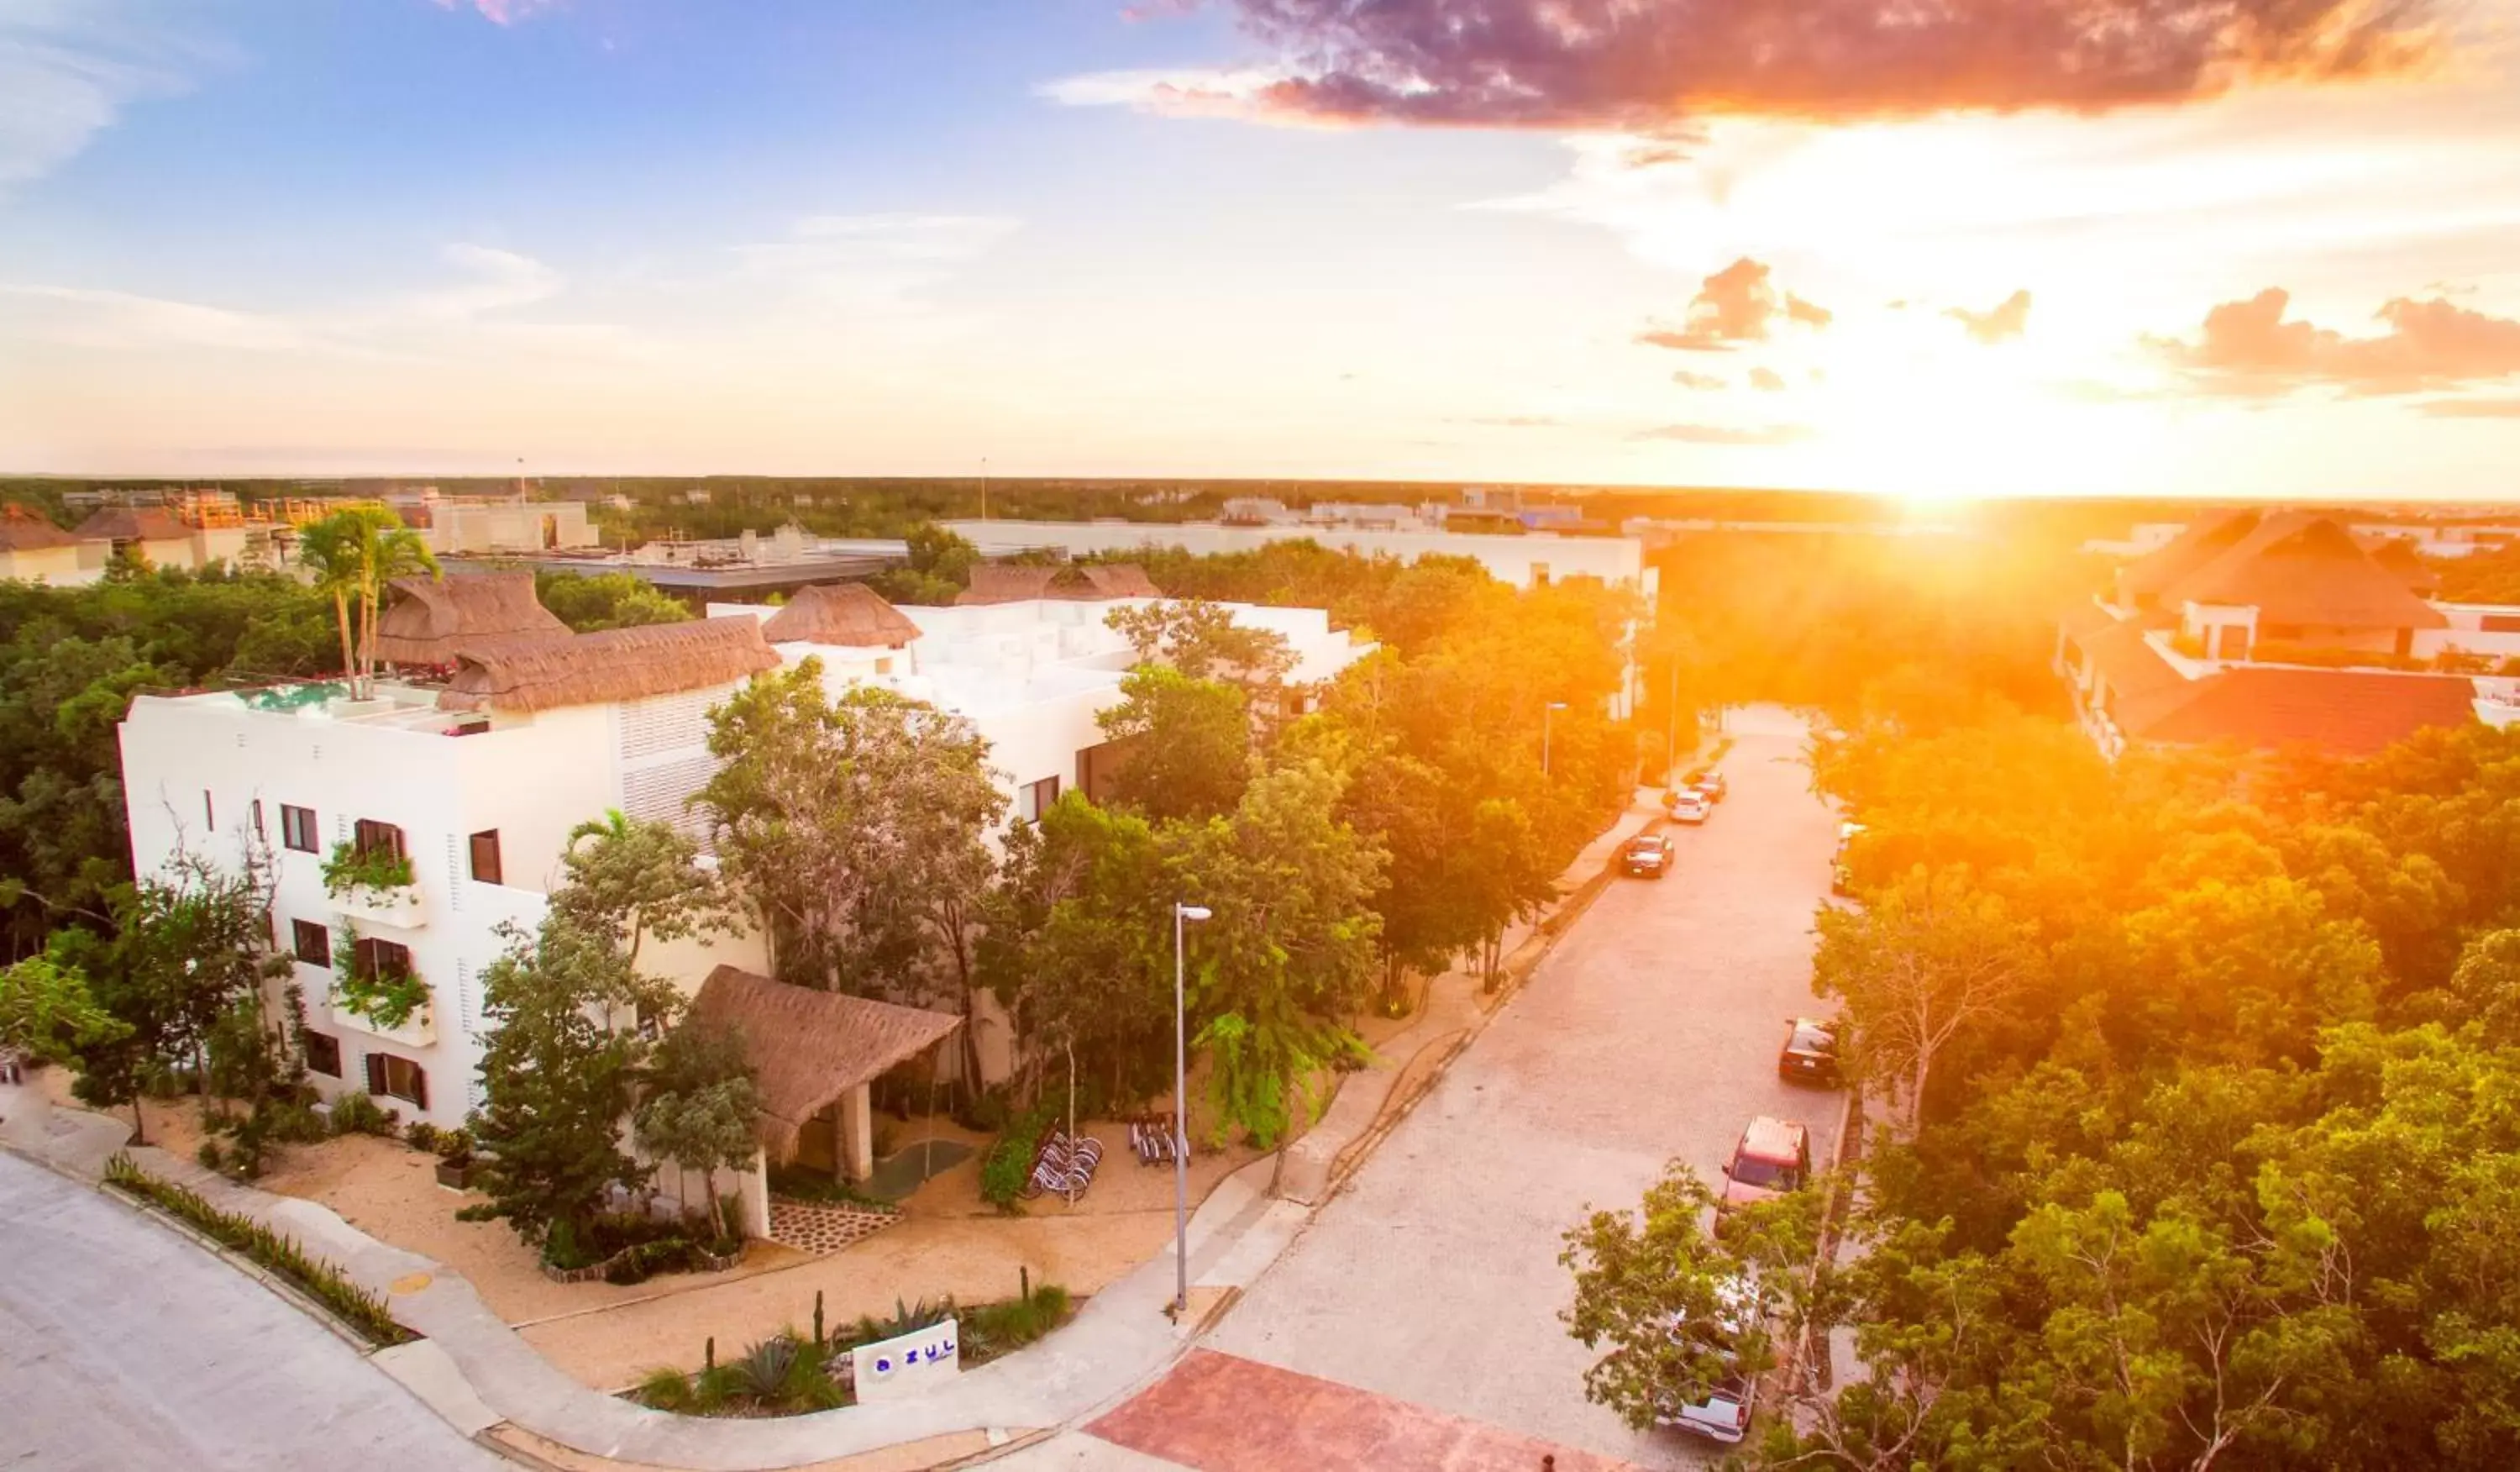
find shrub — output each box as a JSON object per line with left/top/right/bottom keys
{"left": 321, "top": 840, "right": 415, "bottom": 896}
{"left": 979, "top": 1108, "right": 1052, "bottom": 1212}
{"left": 259, "top": 1101, "right": 331, "bottom": 1144}
{"left": 102, "top": 1154, "right": 410, "bottom": 1346}
{"left": 328, "top": 1091, "right": 399, "bottom": 1138}
{"left": 634, "top": 1366, "right": 694, "bottom": 1413}
{"left": 405, "top": 1122, "right": 442, "bottom": 1154}
{"left": 433, "top": 1127, "right": 475, "bottom": 1164}
{"left": 962, "top": 1282, "right": 1074, "bottom": 1362}
{"left": 197, "top": 1140, "right": 224, "bottom": 1170}
{"left": 734, "top": 1335, "right": 801, "bottom": 1399}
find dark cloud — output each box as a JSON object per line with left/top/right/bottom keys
{"left": 1638, "top": 259, "right": 1831, "bottom": 353}
{"left": 2151, "top": 287, "right": 2520, "bottom": 395}
{"left": 1672, "top": 370, "right": 1726, "bottom": 391}
{"left": 1221, "top": 0, "right": 2433, "bottom": 129}
{"left": 1748, "top": 366, "right": 1787, "bottom": 392}
{"left": 1635, "top": 423, "right": 1814, "bottom": 446}
{"left": 1947, "top": 289, "right": 2033, "bottom": 344}
{"left": 2422, "top": 397, "right": 2520, "bottom": 418}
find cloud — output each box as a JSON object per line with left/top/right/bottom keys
{"left": 1637, "top": 258, "right": 1831, "bottom": 353}
{"left": 2421, "top": 397, "right": 2520, "bottom": 418}
{"left": 2151, "top": 287, "right": 2520, "bottom": 395}
{"left": 1672, "top": 371, "right": 1725, "bottom": 391}
{"left": 435, "top": 0, "right": 559, "bottom": 24}
{"left": 0, "top": 4, "right": 218, "bottom": 195}
{"left": 1055, "top": 0, "right": 2439, "bottom": 131}
{"left": 1454, "top": 414, "right": 1563, "bottom": 428}
{"left": 1947, "top": 289, "right": 2034, "bottom": 344}
{"left": 1747, "top": 366, "right": 1787, "bottom": 392}
{"left": 1634, "top": 422, "right": 1814, "bottom": 446}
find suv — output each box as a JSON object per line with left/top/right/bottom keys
{"left": 1719, "top": 1117, "right": 1811, "bottom": 1212}
{"left": 1778, "top": 1017, "right": 1840, "bottom": 1086}
{"left": 1620, "top": 832, "right": 1676, "bottom": 878}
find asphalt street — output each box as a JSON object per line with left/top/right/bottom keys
{"left": 0, "top": 1149, "right": 501, "bottom": 1472}
{"left": 1194, "top": 712, "right": 1843, "bottom": 1468}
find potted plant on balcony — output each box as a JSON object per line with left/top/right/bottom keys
{"left": 334, "top": 949, "right": 431, "bottom": 1033}
{"left": 323, "top": 841, "right": 416, "bottom": 904}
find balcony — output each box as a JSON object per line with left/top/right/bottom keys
{"left": 328, "top": 986, "right": 436, "bottom": 1049}
{"left": 333, "top": 882, "right": 426, "bottom": 930}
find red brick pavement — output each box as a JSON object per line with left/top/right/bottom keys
{"left": 1087, "top": 1349, "right": 1642, "bottom": 1472}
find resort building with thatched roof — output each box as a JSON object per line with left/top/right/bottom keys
{"left": 2062, "top": 510, "right": 2520, "bottom": 757}
{"left": 72, "top": 504, "right": 252, "bottom": 574}
{"left": 0, "top": 507, "right": 95, "bottom": 586}
{"left": 371, "top": 572, "right": 570, "bottom": 666}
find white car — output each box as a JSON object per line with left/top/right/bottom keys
{"left": 1671, "top": 791, "right": 1712, "bottom": 825}
{"left": 1654, "top": 1275, "right": 1765, "bottom": 1444}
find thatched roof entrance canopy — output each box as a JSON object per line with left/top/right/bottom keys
{"left": 684, "top": 965, "right": 964, "bottom": 1159}
{"left": 375, "top": 572, "right": 570, "bottom": 665}
{"left": 760, "top": 581, "right": 922, "bottom": 648}
{"left": 436, "top": 617, "right": 780, "bottom": 714}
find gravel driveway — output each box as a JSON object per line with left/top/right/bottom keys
{"left": 1204, "top": 713, "right": 1843, "bottom": 1467}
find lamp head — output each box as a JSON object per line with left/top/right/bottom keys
{"left": 1176, "top": 903, "right": 1213, "bottom": 922}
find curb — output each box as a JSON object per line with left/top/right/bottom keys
{"left": 93, "top": 1178, "right": 396, "bottom": 1358}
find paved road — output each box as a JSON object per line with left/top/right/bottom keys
{"left": 1186, "top": 712, "right": 1842, "bottom": 1468}
{"left": 0, "top": 1149, "right": 501, "bottom": 1472}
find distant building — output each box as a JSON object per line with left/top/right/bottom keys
{"left": 0, "top": 508, "right": 93, "bottom": 586}
{"left": 73, "top": 506, "right": 251, "bottom": 575}
{"left": 2058, "top": 510, "right": 2507, "bottom": 757}
{"left": 941, "top": 518, "right": 1651, "bottom": 598}
{"left": 423, "top": 501, "right": 598, "bottom": 555}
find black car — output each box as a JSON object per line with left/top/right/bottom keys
{"left": 1778, "top": 1017, "right": 1840, "bottom": 1086}
{"left": 1620, "top": 832, "right": 1676, "bottom": 878}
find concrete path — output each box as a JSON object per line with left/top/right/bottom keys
{"left": 1199, "top": 722, "right": 1841, "bottom": 1468}
{"left": 0, "top": 1149, "right": 504, "bottom": 1472}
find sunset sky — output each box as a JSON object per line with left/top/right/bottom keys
{"left": 3, "top": 0, "right": 2517, "bottom": 497}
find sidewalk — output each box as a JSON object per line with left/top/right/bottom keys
{"left": 0, "top": 796, "right": 1662, "bottom": 1472}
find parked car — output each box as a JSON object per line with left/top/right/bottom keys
{"left": 1836, "top": 820, "right": 1866, "bottom": 857}
{"left": 1653, "top": 1274, "right": 1766, "bottom": 1444}
{"left": 1778, "top": 1017, "right": 1840, "bottom": 1086}
{"left": 1830, "top": 863, "right": 1856, "bottom": 898}
{"left": 1719, "top": 1116, "right": 1811, "bottom": 1212}
{"left": 1671, "top": 790, "right": 1712, "bottom": 825}
{"left": 1688, "top": 769, "right": 1729, "bottom": 803}
{"left": 1620, "top": 832, "right": 1677, "bottom": 878}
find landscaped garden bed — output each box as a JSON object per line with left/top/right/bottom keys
{"left": 102, "top": 1152, "right": 412, "bottom": 1347}
{"left": 538, "top": 1207, "right": 747, "bottom": 1286}
{"left": 629, "top": 1280, "right": 1074, "bottom": 1417}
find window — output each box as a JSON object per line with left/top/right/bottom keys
{"left": 291, "top": 919, "right": 332, "bottom": 967}
{"left": 250, "top": 799, "right": 265, "bottom": 841}
{"left": 468, "top": 829, "right": 503, "bottom": 886}
{"left": 1530, "top": 563, "right": 1550, "bottom": 587}
{"left": 352, "top": 818, "right": 407, "bottom": 860}
{"left": 874, "top": 656, "right": 895, "bottom": 676}
{"left": 1017, "top": 775, "right": 1061, "bottom": 823}
{"left": 281, "top": 804, "right": 318, "bottom": 854}
{"left": 202, "top": 790, "right": 214, "bottom": 829}
{"left": 303, "top": 1032, "right": 342, "bottom": 1079}
{"left": 365, "top": 1053, "right": 428, "bottom": 1108}
{"left": 352, "top": 936, "right": 412, "bottom": 982}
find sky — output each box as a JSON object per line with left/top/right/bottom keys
{"left": 3, "top": 0, "right": 2518, "bottom": 499}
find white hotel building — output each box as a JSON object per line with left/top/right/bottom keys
{"left": 116, "top": 568, "right": 1370, "bottom": 1133}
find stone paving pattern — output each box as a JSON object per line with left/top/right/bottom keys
{"left": 768, "top": 1197, "right": 904, "bottom": 1255}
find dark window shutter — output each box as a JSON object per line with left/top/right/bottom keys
{"left": 412, "top": 1064, "right": 428, "bottom": 1112}
{"left": 365, "top": 1052, "right": 386, "bottom": 1095}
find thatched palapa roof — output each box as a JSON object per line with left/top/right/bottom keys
{"left": 956, "top": 564, "right": 1058, "bottom": 605}
{"left": 761, "top": 581, "right": 923, "bottom": 648}
{"left": 374, "top": 573, "right": 570, "bottom": 665}
{"left": 955, "top": 561, "right": 1163, "bottom": 606}
{"left": 437, "top": 617, "right": 781, "bottom": 714}
{"left": 73, "top": 507, "right": 190, "bottom": 543}
{"left": 2175, "top": 514, "right": 2446, "bottom": 630}
{"left": 683, "top": 965, "right": 964, "bottom": 1160}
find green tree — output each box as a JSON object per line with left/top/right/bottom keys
{"left": 463, "top": 913, "right": 673, "bottom": 1249}
{"left": 633, "top": 1020, "right": 761, "bottom": 1241}
{"left": 297, "top": 507, "right": 436, "bottom": 697}
{"left": 0, "top": 954, "right": 126, "bottom": 1065}
{"left": 533, "top": 570, "right": 690, "bottom": 632}
{"left": 1105, "top": 598, "right": 1296, "bottom": 690}
{"left": 1168, "top": 758, "right": 1383, "bottom": 1175}
{"left": 553, "top": 809, "right": 731, "bottom": 970}
{"left": 1097, "top": 665, "right": 1252, "bottom": 823}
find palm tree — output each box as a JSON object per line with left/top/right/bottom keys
{"left": 297, "top": 508, "right": 438, "bottom": 699}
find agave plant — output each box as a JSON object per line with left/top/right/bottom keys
{"left": 732, "top": 1335, "right": 801, "bottom": 1401}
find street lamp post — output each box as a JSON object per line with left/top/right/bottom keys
{"left": 1542, "top": 701, "right": 1569, "bottom": 775}
{"left": 1172, "top": 902, "right": 1211, "bottom": 1318}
